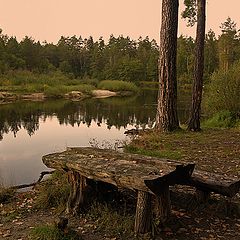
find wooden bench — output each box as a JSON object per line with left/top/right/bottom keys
{"left": 43, "top": 147, "right": 195, "bottom": 234}
{"left": 42, "top": 147, "right": 240, "bottom": 234}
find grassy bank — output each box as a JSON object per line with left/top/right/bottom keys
{"left": 98, "top": 80, "right": 139, "bottom": 93}
{"left": 126, "top": 128, "right": 240, "bottom": 175}
{"left": 0, "top": 71, "right": 139, "bottom": 99}
{"left": 0, "top": 70, "right": 96, "bottom": 97}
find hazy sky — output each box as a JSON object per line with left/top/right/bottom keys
{"left": 0, "top": 0, "right": 239, "bottom": 43}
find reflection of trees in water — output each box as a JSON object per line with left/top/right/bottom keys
{"left": 0, "top": 92, "right": 158, "bottom": 140}
{"left": 0, "top": 104, "right": 41, "bottom": 140}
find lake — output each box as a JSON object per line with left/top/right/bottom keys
{"left": 0, "top": 90, "right": 190, "bottom": 186}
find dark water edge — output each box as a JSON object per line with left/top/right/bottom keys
{"left": 0, "top": 89, "right": 191, "bottom": 186}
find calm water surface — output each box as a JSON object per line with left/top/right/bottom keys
{"left": 0, "top": 92, "right": 158, "bottom": 186}
{"left": 0, "top": 90, "right": 190, "bottom": 186}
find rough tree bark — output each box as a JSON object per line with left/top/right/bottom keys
{"left": 134, "top": 191, "right": 152, "bottom": 234}
{"left": 187, "top": 0, "right": 206, "bottom": 131}
{"left": 156, "top": 0, "right": 180, "bottom": 132}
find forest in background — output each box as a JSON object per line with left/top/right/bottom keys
{"left": 0, "top": 17, "right": 239, "bottom": 124}
{"left": 0, "top": 17, "right": 239, "bottom": 83}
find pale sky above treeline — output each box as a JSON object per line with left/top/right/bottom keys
{"left": 0, "top": 0, "right": 239, "bottom": 43}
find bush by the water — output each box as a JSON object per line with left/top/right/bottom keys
{"left": 204, "top": 62, "right": 240, "bottom": 115}
{"left": 203, "top": 111, "right": 240, "bottom": 129}
{"left": 0, "top": 70, "right": 96, "bottom": 95}
{"left": 98, "top": 80, "right": 139, "bottom": 93}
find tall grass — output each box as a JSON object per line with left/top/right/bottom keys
{"left": 203, "top": 111, "right": 240, "bottom": 129}
{"left": 98, "top": 80, "right": 139, "bottom": 93}
{"left": 0, "top": 70, "right": 96, "bottom": 95}
{"left": 44, "top": 84, "right": 95, "bottom": 98}
{"left": 87, "top": 202, "right": 135, "bottom": 239}
{"left": 34, "top": 171, "right": 70, "bottom": 212}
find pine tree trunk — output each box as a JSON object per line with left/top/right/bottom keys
{"left": 187, "top": 0, "right": 206, "bottom": 131}
{"left": 156, "top": 0, "right": 180, "bottom": 132}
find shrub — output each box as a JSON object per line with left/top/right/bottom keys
{"left": 44, "top": 86, "right": 65, "bottom": 98}
{"left": 98, "top": 80, "right": 139, "bottom": 93}
{"left": 65, "top": 84, "right": 95, "bottom": 94}
{"left": 203, "top": 110, "right": 240, "bottom": 128}
{"left": 80, "top": 77, "right": 99, "bottom": 87}
{"left": 204, "top": 62, "right": 240, "bottom": 115}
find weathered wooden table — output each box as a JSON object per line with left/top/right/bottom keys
{"left": 43, "top": 147, "right": 195, "bottom": 234}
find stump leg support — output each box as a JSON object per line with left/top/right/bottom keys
{"left": 196, "top": 189, "right": 210, "bottom": 203}
{"left": 134, "top": 190, "right": 152, "bottom": 234}
{"left": 154, "top": 184, "right": 171, "bottom": 225}
{"left": 73, "top": 175, "right": 87, "bottom": 215}
{"left": 66, "top": 171, "right": 87, "bottom": 215}
{"left": 66, "top": 171, "right": 75, "bottom": 214}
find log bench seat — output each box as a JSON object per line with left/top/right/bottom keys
{"left": 42, "top": 147, "right": 240, "bottom": 234}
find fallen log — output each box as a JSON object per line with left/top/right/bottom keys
{"left": 189, "top": 171, "right": 240, "bottom": 198}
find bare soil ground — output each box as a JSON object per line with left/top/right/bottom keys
{"left": 0, "top": 129, "right": 239, "bottom": 240}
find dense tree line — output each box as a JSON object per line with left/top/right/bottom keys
{"left": 0, "top": 17, "right": 240, "bottom": 83}
{"left": 0, "top": 32, "right": 159, "bottom": 82}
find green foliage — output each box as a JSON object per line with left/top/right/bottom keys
{"left": 35, "top": 171, "right": 70, "bottom": 211}
{"left": 30, "top": 225, "right": 81, "bottom": 240}
{"left": 79, "top": 77, "right": 99, "bottom": 87}
{"left": 204, "top": 61, "right": 240, "bottom": 114}
{"left": 0, "top": 28, "right": 159, "bottom": 82}
{"left": 182, "top": 0, "right": 197, "bottom": 27}
{"left": 218, "top": 17, "right": 239, "bottom": 71}
{"left": 203, "top": 111, "right": 240, "bottom": 129}
{"left": 98, "top": 80, "right": 139, "bottom": 92}
{"left": 1, "top": 20, "right": 240, "bottom": 87}
{"left": 0, "top": 70, "right": 96, "bottom": 96}
{"left": 205, "top": 29, "right": 218, "bottom": 76}
{"left": 44, "top": 86, "right": 65, "bottom": 98}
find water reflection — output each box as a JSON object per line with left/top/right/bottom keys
{"left": 0, "top": 89, "right": 190, "bottom": 186}
{"left": 0, "top": 92, "right": 158, "bottom": 186}
{"left": 0, "top": 94, "right": 157, "bottom": 140}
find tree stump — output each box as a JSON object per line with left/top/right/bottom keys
{"left": 154, "top": 184, "right": 171, "bottom": 224}
{"left": 66, "top": 171, "right": 87, "bottom": 215}
{"left": 134, "top": 191, "right": 152, "bottom": 234}
{"left": 196, "top": 189, "right": 210, "bottom": 203}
